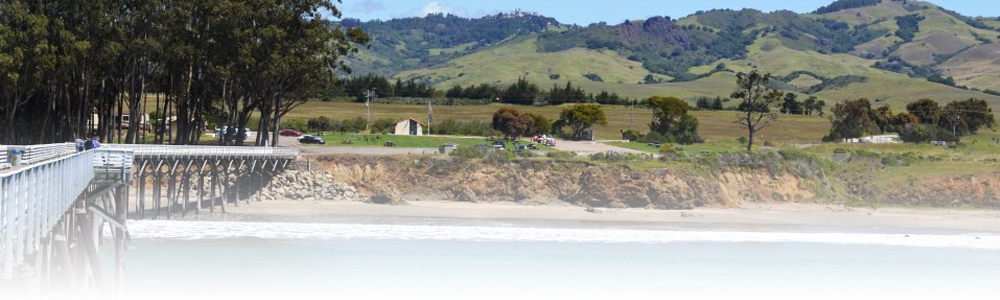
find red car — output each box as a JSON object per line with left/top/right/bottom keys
{"left": 279, "top": 129, "right": 301, "bottom": 137}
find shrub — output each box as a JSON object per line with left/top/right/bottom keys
{"left": 370, "top": 118, "right": 398, "bottom": 134}
{"left": 307, "top": 116, "right": 332, "bottom": 131}
{"left": 546, "top": 150, "right": 577, "bottom": 160}
{"left": 659, "top": 144, "right": 676, "bottom": 154}
{"left": 484, "top": 149, "right": 516, "bottom": 164}
{"left": 621, "top": 129, "right": 643, "bottom": 141}
{"left": 450, "top": 147, "right": 486, "bottom": 161}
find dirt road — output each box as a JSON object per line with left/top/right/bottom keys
{"left": 550, "top": 140, "right": 647, "bottom": 155}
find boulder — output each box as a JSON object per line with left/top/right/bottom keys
{"left": 368, "top": 186, "right": 405, "bottom": 205}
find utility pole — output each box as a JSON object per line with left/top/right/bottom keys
{"left": 365, "top": 88, "right": 377, "bottom": 132}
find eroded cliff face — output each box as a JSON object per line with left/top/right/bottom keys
{"left": 870, "top": 173, "right": 1000, "bottom": 208}
{"left": 315, "top": 156, "right": 826, "bottom": 209}
{"left": 305, "top": 155, "right": 1000, "bottom": 210}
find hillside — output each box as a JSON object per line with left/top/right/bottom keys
{"left": 346, "top": 0, "right": 1000, "bottom": 109}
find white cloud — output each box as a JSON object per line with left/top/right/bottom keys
{"left": 408, "top": 2, "right": 469, "bottom": 17}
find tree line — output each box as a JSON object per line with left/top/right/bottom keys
{"left": 0, "top": 0, "right": 368, "bottom": 145}
{"left": 328, "top": 74, "right": 436, "bottom": 100}
{"left": 445, "top": 79, "right": 632, "bottom": 105}
{"left": 825, "top": 98, "right": 995, "bottom": 143}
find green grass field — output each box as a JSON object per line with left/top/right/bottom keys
{"left": 286, "top": 101, "right": 834, "bottom": 142}
{"left": 302, "top": 133, "right": 550, "bottom": 151}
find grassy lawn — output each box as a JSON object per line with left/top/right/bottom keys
{"left": 303, "top": 133, "right": 554, "bottom": 151}
{"left": 606, "top": 140, "right": 744, "bottom": 154}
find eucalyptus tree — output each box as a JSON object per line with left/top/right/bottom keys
{"left": 0, "top": 0, "right": 368, "bottom": 145}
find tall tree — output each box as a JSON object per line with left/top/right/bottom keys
{"left": 940, "top": 98, "right": 995, "bottom": 136}
{"left": 558, "top": 104, "right": 607, "bottom": 140}
{"left": 491, "top": 107, "right": 533, "bottom": 140}
{"left": 906, "top": 98, "right": 941, "bottom": 125}
{"left": 732, "top": 70, "right": 782, "bottom": 152}
{"left": 0, "top": 0, "right": 368, "bottom": 145}
{"left": 828, "top": 98, "right": 878, "bottom": 139}
{"left": 647, "top": 96, "right": 690, "bottom": 134}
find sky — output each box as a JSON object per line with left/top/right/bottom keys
{"left": 337, "top": 0, "right": 1000, "bottom": 25}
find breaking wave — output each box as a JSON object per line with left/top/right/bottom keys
{"left": 122, "top": 220, "right": 1000, "bottom": 250}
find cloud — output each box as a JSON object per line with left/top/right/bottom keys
{"left": 407, "top": 2, "right": 469, "bottom": 17}
{"left": 349, "top": 0, "right": 387, "bottom": 14}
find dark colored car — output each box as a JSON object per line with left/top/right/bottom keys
{"left": 300, "top": 135, "right": 326, "bottom": 144}
{"left": 492, "top": 141, "right": 505, "bottom": 150}
{"left": 279, "top": 129, "right": 301, "bottom": 137}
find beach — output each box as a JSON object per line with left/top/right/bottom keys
{"left": 198, "top": 199, "right": 1000, "bottom": 234}
{"left": 116, "top": 200, "right": 1000, "bottom": 300}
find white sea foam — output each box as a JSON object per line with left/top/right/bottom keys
{"left": 123, "top": 220, "right": 1000, "bottom": 250}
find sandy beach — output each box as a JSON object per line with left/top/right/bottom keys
{"left": 199, "top": 199, "right": 1000, "bottom": 234}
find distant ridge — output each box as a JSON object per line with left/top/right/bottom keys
{"left": 343, "top": 0, "right": 1000, "bottom": 107}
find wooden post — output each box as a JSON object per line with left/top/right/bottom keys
{"left": 75, "top": 208, "right": 106, "bottom": 296}
{"left": 182, "top": 160, "right": 193, "bottom": 217}
{"left": 167, "top": 160, "right": 179, "bottom": 219}
{"left": 113, "top": 187, "right": 127, "bottom": 297}
{"left": 210, "top": 164, "right": 217, "bottom": 213}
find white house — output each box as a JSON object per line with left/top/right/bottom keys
{"left": 843, "top": 134, "right": 900, "bottom": 144}
{"left": 393, "top": 118, "right": 426, "bottom": 136}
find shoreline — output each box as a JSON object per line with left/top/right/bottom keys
{"left": 174, "top": 199, "right": 1000, "bottom": 234}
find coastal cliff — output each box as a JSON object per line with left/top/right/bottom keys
{"left": 282, "top": 155, "right": 1000, "bottom": 210}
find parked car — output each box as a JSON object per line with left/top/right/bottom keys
{"left": 515, "top": 145, "right": 529, "bottom": 153}
{"left": 492, "top": 141, "right": 505, "bottom": 150}
{"left": 443, "top": 142, "right": 459, "bottom": 150}
{"left": 279, "top": 129, "right": 301, "bottom": 137}
{"left": 300, "top": 135, "right": 326, "bottom": 144}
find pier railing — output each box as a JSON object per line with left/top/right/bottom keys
{"left": 1, "top": 150, "right": 95, "bottom": 278}
{"left": 102, "top": 144, "right": 297, "bottom": 159}
{"left": 0, "top": 145, "right": 8, "bottom": 170}
{"left": 17, "top": 143, "right": 77, "bottom": 166}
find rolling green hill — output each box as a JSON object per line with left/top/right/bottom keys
{"left": 346, "top": 0, "right": 1000, "bottom": 110}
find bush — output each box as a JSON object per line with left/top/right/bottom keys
{"left": 659, "top": 144, "right": 676, "bottom": 154}
{"left": 621, "top": 129, "right": 643, "bottom": 141}
{"left": 546, "top": 150, "right": 577, "bottom": 160}
{"left": 430, "top": 118, "right": 500, "bottom": 136}
{"left": 899, "top": 123, "right": 959, "bottom": 144}
{"left": 589, "top": 152, "right": 653, "bottom": 162}
{"left": 370, "top": 118, "right": 398, "bottom": 134}
{"left": 450, "top": 147, "right": 486, "bottom": 161}
{"left": 639, "top": 131, "right": 673, "bottom": 143}
{"left": 307, "top": 116, "right": 332, "bottom": 131}
{"left": 484, "top": 149, "right": 516, "bottom": 164}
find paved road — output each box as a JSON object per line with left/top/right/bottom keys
{"left": 299, "top": 146, "right": 441, "bottom": 156}
{"left": 276, "top": 135, "right": 441, "bottom": 156}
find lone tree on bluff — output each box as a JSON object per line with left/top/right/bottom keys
{"left": 558, "top": 104, "right": 607, "bottom": 140}
{"left": 732, "top": 70, "right": 782, "bottom": 153}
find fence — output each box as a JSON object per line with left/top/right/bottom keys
{"left": 12, "top": 143, "right": 77, "bottom": 166}
{"left": 1, "top": 151, "right": 95, "bottom": 278}
{"left": 101, "top": 144, "right": 298, "bottom": 159}
{"left": 0, "top": 146, "right": 8, "bottom": 170}
{"left": 93, "top": 149, "right": 135, "bottom": 183}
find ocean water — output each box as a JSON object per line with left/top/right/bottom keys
{"left": 114, "top": 221, "right": 1000, "bottom": 300}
